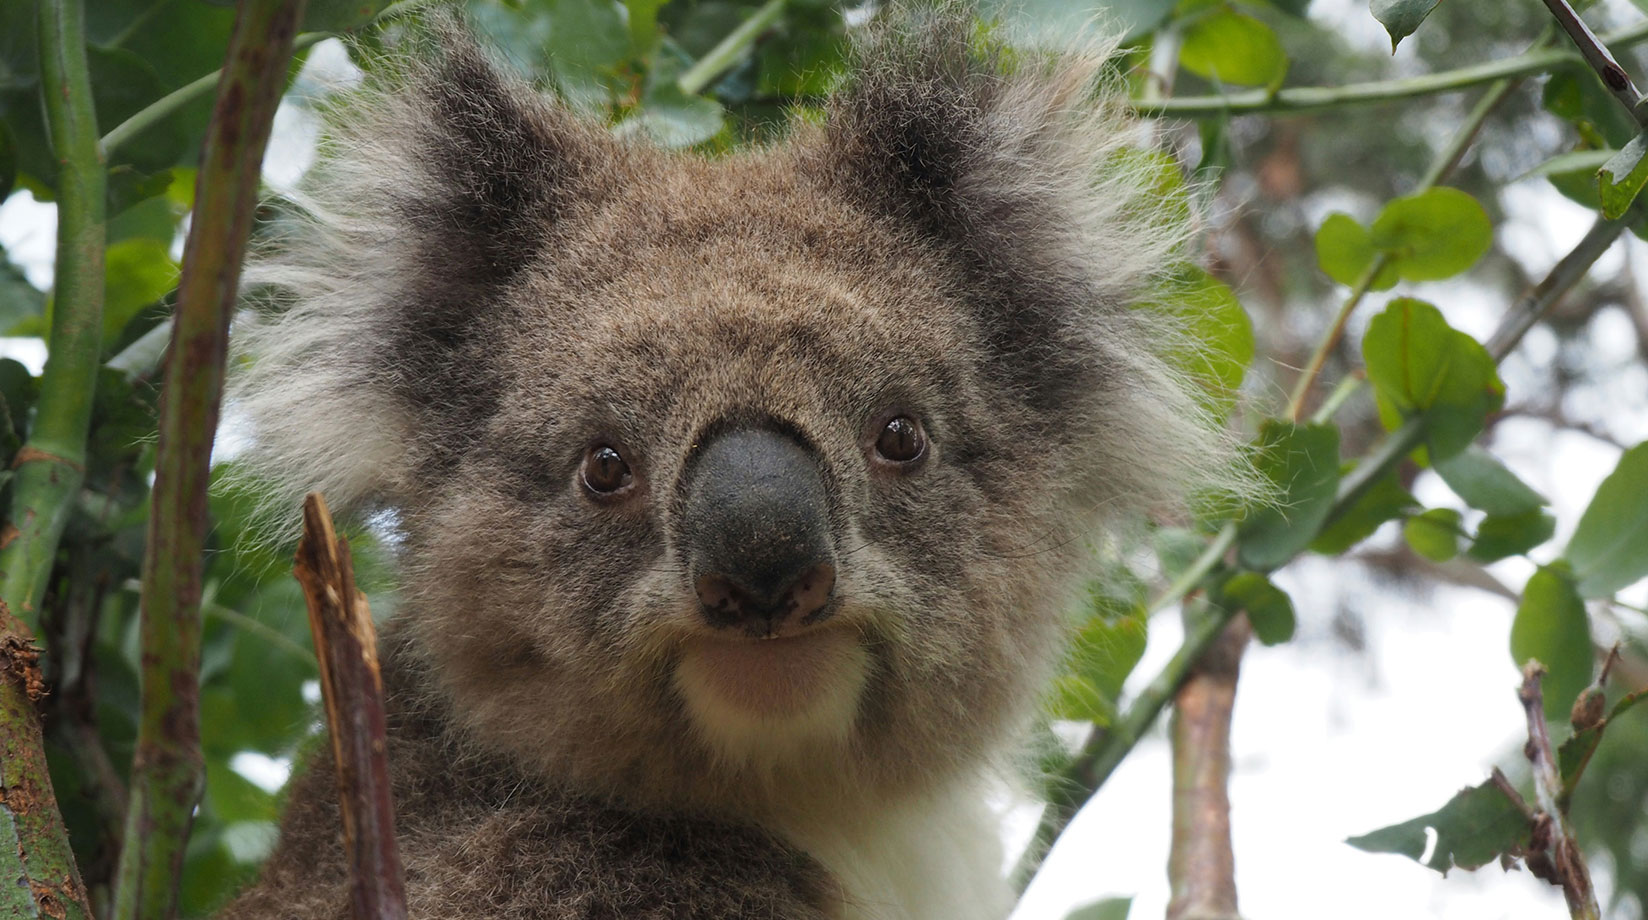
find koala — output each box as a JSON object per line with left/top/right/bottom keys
{"left": 222, "top": 5, "right": 1239, "bottom": 919}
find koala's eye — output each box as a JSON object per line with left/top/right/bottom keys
{"left": 581, "top": 445, "right": 634, "bottom": 496}
{"left": 874, "top": 416, "right": 926, "bottom": 465}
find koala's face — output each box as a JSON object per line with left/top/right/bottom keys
{"left": 237, "top": 22, "right": 1232, "bottom": 809}
{"left": 405, "top": 158, "right": 1079, "bottom": 801}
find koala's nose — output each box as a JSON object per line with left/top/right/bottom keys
{"left": 680, "top": 427, "right": 838, "bottom": 636}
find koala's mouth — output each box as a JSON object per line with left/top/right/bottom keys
{"left": 674, "top": 625, "right": 869, "bottom": 742}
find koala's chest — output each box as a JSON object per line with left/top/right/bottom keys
{"left": 776, "top": 779, "right": 1014, "bottom": 920}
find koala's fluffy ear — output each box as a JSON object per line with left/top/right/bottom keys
{"left": 231, "top": 30, "right": 615, "bottom": 527}
{"left": 819, "top": 5, "right": 1183, "bottom": 409}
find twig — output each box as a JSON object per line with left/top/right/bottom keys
{"left": 112, "top": 1, "right": 309, "bottom": 918}
{"left": 1518, "top": 662, "right": 1601, "bottom": 920}
{"left": 0, "top": 0, "right": 107, "bottom": 625}
{"left": 1166, "top": 615, "right": 1248, "bottom": 920}
{"left": 1135, "top": 20, "right": 1648, "bottom": 117}
{"left": 294, "top": 494, "right": 407, "bottom": 920}
{"left": 1539, "top": 0, "right": 1647, "bottom": 122}
{"left": 677, "top": 0, "right": 787, "bottom": 97}
{"left": 1484, "top": 214, "right": 1628, "bottom": 360}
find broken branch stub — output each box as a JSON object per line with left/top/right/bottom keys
{"left": 294, "top": 493, "right": 407, "bottom": 920}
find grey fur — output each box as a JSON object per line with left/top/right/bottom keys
{"left": 223, "top": 6, "right": 1244, "bottom": 918}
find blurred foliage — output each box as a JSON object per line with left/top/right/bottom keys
{"left": 2, "top": 0, "right": 1648, "bottom": 916}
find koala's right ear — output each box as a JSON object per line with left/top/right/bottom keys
{"left": 230, "top": 29, "right": 615, "bottom": 528}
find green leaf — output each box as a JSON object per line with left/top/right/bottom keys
{"left": 1179, "top": 10, "right": 1287, "bottom": 88}
{"left": 0, "top": 254, "right": 44, "bottom": 333}
{"left": 1597, "top": 130, "right": 1648, "bottom": 219}
{"left": 1047, "top": 589, "right": 1148, "bottom": 726}
{"left": 1544, "top": 68, "right": 1641, "bottom": 150}
{"left": 1403, "top": 508, "right": 1462, "bottom": 562}
{"left": 1311, "top": 469, "right": 1417, "bottom": 554}
{"left": 1468, "top": 510, "right": 1556, "bottom": 563}
{"left": 1237, "top": 421, "right": 1341, "bottom": 570}
{"left": 1065, "top": 897, "right": 1132, "bottom": 920}
{"left": 1369, "top": 188, "right": 1492, "bottom": 282}
{"left": 1433, "top": 446, "right": 1545, "bottom": 516}
{"left": 1346, "top": 779, "right": 1531, "bottom": 872}
{"left": 103, "top": 237, "right": 178, "bottom": 346}
{"left": 0, "top": 119, "right": 15, "bottom": 201}
{"left": 624, "top": 0, "right": 669, "bottom": 50}
{"left": 1162, "top": 267, "right": 1253, "bottom": 413}
{"left": 1315, "top": 213, "right": 1396, "bottom": 290}
{"left": 1510, "top": 564, "right": 1593, "bottom": 721}
{"left": 1370, "top": 0, "right": 1443, "bottom": 52}
{"left": 1530, "top": 149, "right": 1612, "bottom": 212}
{"left": 1361, "top": 298, "right": 1504, "bottom": 460}
{"left": 1217, "top": 571, "right": 1295, "bottom": 645}
{"left": 1565, "top": 441, "right": 1648, "bottom": 597}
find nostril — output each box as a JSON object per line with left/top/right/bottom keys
{"left": 787, "top": 563, "right": 835, "bottom": 622}
{"left": 692, "top": 563, "right": 838, "bottom": 635}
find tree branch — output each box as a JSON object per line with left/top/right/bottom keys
{"left": 1135, "top": 20, "right": 1648, "bottom": 117}
{"left": 294, "top": 495, "right": 406, "bottom": 920}
{"left": 0, "top": 0, "right": 108, "bottom": 625}
{"left": 1518, "top": 663, "right": 1601, "bottom": 920}
{"left": 1166, "top": 615, "right": 1248, "bottom": 920}
{"left": 113, "top": 1, "right": 308, "bottom": 917}
{"left": 1539, "top": 0, "right": 1647, "bottom": 122}
{"left": 0, "top": 602, "right": 92, "bottom": 920}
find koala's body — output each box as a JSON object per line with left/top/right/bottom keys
{"left": 224, "top": 7, "right": 1236, "bottom": 919}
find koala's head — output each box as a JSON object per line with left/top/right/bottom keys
{"left": 234, "top": 8, "right": 1239, "bottom": 813}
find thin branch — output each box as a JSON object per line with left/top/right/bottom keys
{"left": 1166, "top": 615, "right": 1248, "bottom": 920}
{"left": 1484, "top": 214, "right": 1628, "bottom": 359}
{"left": 294, "top": 494, "right": 406, "bottom": 920}
{"left": 1135, "top": 20, "right": 1648, "bottom": 117}
{"left": 677, "top": 0, "right": 787, "bottom": 97}
{"left": 1539, "top": 0, "right": 1647, "bottom": 122}
{"left": 0, "top": 0, "right": 108, "bottom": 625}
{"left": 112, "top": 1, "right": 308, "bottom": 917}
{"left": 1518, "top": 663, "right": 1601, "bottom": 920}
{"left": 0, "top": 602, "right": 92, "bottom": 920}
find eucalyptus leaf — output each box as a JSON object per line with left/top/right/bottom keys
{"left": 1403, "top": 507, "right": 1462, "bottom": 562}
{"left": 1371, "top": 0, "right": 1443, "bottom": 52}
{"left": 1510, "top": 564, "right": 1593, "bottom": 720}
{"left": 1598, "top": 130, "right": 1648, "bottom": 219}
{"left": 1238, "top": 421, "right": 1341, "bottom": 570}
{"left": 1468, "top": 510, "right": 1556, "bottom": 563}
{"left": 1217, "top": 571, "right": 1295, "bottom": 645}
{"left": 1180, "top": 10, "right": 1287, "bottom": 88}
{"left": 1346, "top": 779, "right": 1531, "bottom": 873}
{"left": 1361, "top": 298, "right": 1504, "bottom": 460}
{"left": 1433, "top": 446, "right": 1545, "bottom": 516}
{"left": 1311, "top": 469, "right": 1417, "bottom": 554}
{"left": 1368, "top": 188, "right": 1492, "bottom": 282}
{"left": 1565, "top": 442, "right": 1648, "bottom": 597}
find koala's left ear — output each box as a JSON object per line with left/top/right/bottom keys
{"left": 231, "top": 28, "right": 619, "bottom": 529}
{"left": 815, "top": 6, "right": 1184, "bottom": 410}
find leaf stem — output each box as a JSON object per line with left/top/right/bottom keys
{"left": 1134, "top": 20, "right": 1648, "bottom": 117}
{"left": 111, "top": 1, "right": 309, "bottom": 917}
{"left": 677, "top": 0, "right": 787, "bottom": 97}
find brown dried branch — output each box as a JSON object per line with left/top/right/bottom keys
{"left": 294, "top": 494, "right": 407, "bottom": 920}
{"left": 1166, "top": 615, "right": 1249, "bottom": 920}
{"left": 1517, "top": 662, "right": 1601, "bottom": 920}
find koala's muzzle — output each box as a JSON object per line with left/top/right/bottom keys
{"left": 681, "top": 428, "right": 837, "bottom": 636}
